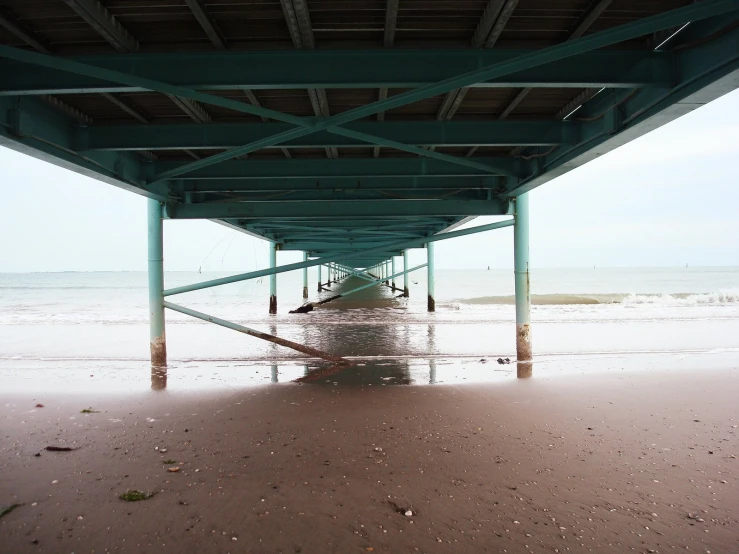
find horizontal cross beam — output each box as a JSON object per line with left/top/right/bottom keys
{"left": 0, "top": 50, "right": 676, "bottom": 95}
{"left": 80, "top": 120, "right": 574, "bottom": 151}
{"left": 174, "top": 176, "right": 500, "bottom": 193}
{"left": 155, "top": 158, "right": 519, "bottom": 180}
{"left": 165, "top": 199, "right": 508, "bottom": 219}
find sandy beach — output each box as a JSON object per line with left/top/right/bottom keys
{"left": 1, "top": 365, "right": 737, "bottom": 554}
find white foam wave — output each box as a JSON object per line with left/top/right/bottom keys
{"left": 622, "top": 290, "right": 739, "bottom": 307}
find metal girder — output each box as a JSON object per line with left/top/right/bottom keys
{"left": 495, "top": 0, "right": 612, "bottom": 148}
{"left": 61, "top": 0, "right": 139, "bottom": 53}
{"left": 60, "top": 0, "right": 211, "bottom": 133}
{"left": 190, "top": 189, "right": 484, "bottom": 203}
{"left": 281, "top": 242, "right": 419, "bottom": 252}
{"left": 505, "top": 16, "right": 739, "bottom": 197}
{"left": 173, "top": 176, "right": 499, "bottom": 193}
{"left": 439, "top": 0, "right": 519, "bottom": 121}
{"left": 153, "top": 158, "right": 519, "bottom": 180}
{"left": 82, "top": 120, "right": 574, "bottom": 151}
{"left": 185, "top": 0, "right": 226, "bottom": 49}
{"left": 0, "top": 8, "right": 50, "bottom": 52}
{"left": 0, "top": 50, "right": 676, "bottom": 96}
{"left": 0, "top": 95, "right": 164, "bottom": 201}
{"left": 165, "top": 199, "right": 508, "bottom": 219}
{"left": 242, "top": 90, "right": 291, "bottom": 159}
{"left": 280, "top": 0, "right": 337, "bottom": 159}
{"left": 5, "top": 0, "right": 717, "bottom": 184}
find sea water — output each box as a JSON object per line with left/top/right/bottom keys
{"left": 1, "top": 267, "right": 738, "bottom": 391}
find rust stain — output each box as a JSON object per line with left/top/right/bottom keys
{"left": 150, "top": 335, "right": 167, "bottom": 368}
{"left": 427, "top": 294, "right": 436, "bottom": 312}
{"left": 269, "top": 295, "right": 277, "bottom": 314}
{"left": 516, "top": 323, "right": 532, "bottom": 361}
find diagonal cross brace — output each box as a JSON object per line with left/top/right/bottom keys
{"left": 2, "top": 1, "right": 732, "bottom": 182}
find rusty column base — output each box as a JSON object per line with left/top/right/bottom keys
{"left": 516, "top": 362, "right": 533, "bottom": 378}
{"left": 516, "top": 324, "right": 533, "bottom": 378}
{"left": 150, "top": 336, "right": 167, "bottom": 367}
{"left": 269, "top": 295, "right": 277, "bottom": 314}
{"left": 151, "top": 365, "right": 167, "bottom": 390}
{"left": 303, "top": 286, "right": 308, "bottom": 299}
{"left": 403, "top": 287, "right": 409, "bottom": 297}
{"left": 427, "top": 295, "right": 435, "bottom": 312}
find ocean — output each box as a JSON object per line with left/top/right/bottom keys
{"left": 1, "top": 267, "right": 738, "bottom": 391}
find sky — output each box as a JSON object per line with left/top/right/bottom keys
{"left": 1, "top": 88, "right": 738, "bottom": 273}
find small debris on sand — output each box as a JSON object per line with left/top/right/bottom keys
{"left": 119, "top": 490, "right": 156, "bottom": 502}
{"left": 167, "top": 467, "right": 181, "bottom": 473}
{"left": 80, "top": 408, "right": 99, "bottom": 414}
{"left": 45, "top": 446, "right": 79, "bottom": 452}
{"left": 0, "top": 504, "right": 22, "bottom": 519}
{"left": 34, "top": 404, "right": 44, "bottom": 408}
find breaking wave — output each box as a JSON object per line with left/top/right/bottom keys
{"left": 457, "top": 290, "right": 739, "bottom": 306}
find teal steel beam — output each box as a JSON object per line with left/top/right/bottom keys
{"left": 162, "top": 219, "right": 514, "bottom": 297}
{"left": 156, "top": 158, "right": 517, "bottom": 180}
{"left": 513, "top": 194, "right": 532, "bottom": 362}
{"left": 80, "top": 120, "right": 572, "bottom": 151}
{"left": 165, "top": 199, "right": 508, "bottom": 219}
{"left": 0, "top": 50, "right": 675, "bottom": 95}
{"left": 190, "top": 189, "right": 484, "bottom": 203}
{"left": 3, "top": 1, "right": 724, "bottom": 182}
{"left": 147, "top": 199, "right": 167, "bottom": 367}
{"left": 0, "top": 95, "right": 166, "bottom": 201}
{"left": 504, "top": 16, "right": 739, "bottom": 197}
{"left": 152, "top": 0, "right": 733, "bottom": 181}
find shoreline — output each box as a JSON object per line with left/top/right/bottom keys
{"left": 1, "top": 365, "right": 737, "bottom": 553}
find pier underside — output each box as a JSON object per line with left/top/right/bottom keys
{"left": 1, "top": 0, "right": 738, "bottom": 368}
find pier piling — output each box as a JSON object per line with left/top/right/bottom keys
{"left": 147, "top": 199, "right": 167, "bottom": 367}
{"left": 427, "top": 242, "right": 436, "bottom": 312}
{"left": 302, "top": 252, "right": 309, "bottom": 299}
{"left": 403, "top": 251, "right": 410, "bottom": 297}
{"left": 514, "top": 193, "right": 532, "bottom": 364}
{"left": 269, "top": 242, "right": 277, "bottom": 314}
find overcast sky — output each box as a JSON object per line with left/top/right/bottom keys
{"left": 1, "top": 89, "right": 738, "bottom": 273}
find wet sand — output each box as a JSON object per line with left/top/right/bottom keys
{"left": 1, "top": 367, "right": 737, "bottom": 553}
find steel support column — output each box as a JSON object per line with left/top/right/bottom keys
{"left": 302, "top": 252, "right": 309, "bottom": 298}
{"left": 391, "top": 257, "right": 396, "bottom": 289}
{"left": 514, "top": 193, "right": 532, "bottom": 364}
{"left": 269, "top": 242, "right": 277, "bottom": 314}
{"left": 147, "top": 199, "right": 166, "bottom": 367}
{"left": 403, "top": 250, "right": 410, "bottom": 297}
{"left": 317, "top": 263, "right": 322, "bottom": 292}
{"left": 427, "top": 242, "right": 436, "bottom": 312}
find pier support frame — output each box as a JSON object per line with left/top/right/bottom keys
{"left": 403, "top": 250, "right": 409, "bottom": 297}
{"left": 514, "top": 193, "right": 532, "bottom": 364}
{"left": 317, "top": 264, "right": 322, "bottom": 292}
{"left": 302, "top": 252, "right": 309, "bottom": 298}
{"left": 147, "top": 199, "right": 167, "bottom": 367}
{"left": 427, "top": 242, "right": 435, "bottom": 312}
{"left": 391, "top": 257, "right": 396, "bottom": 290}
{"left": 269, "top": 242, "right": 277, "bottom": 314}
